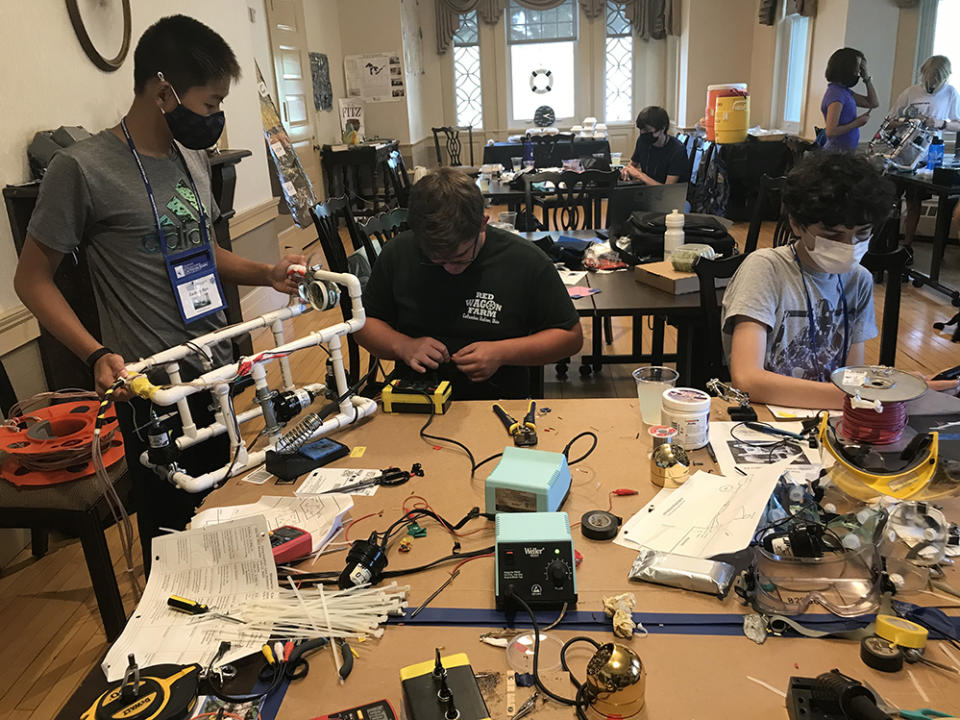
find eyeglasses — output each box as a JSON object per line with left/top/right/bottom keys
{"left": 420, "top": 232, "right": 482, "bottom": 269}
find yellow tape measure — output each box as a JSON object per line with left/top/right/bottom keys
{"left": 875, "top": 614, "right": 928, "bottom": 649}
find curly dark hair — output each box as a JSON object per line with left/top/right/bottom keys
{"left": 782, "top": 151, "right": 895, "bottom": 230}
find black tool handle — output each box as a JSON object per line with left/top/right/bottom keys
{"left": 492, "top": 404, "right": 516, "bottom": 431}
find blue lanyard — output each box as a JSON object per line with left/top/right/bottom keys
{"left": 791, "top": 244, "right": 849, "bottom": 382}
{"left": 119, "top": 117, "right": 209, "bottom": 253}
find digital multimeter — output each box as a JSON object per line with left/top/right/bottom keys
{"left": 310, "top": 699, "right": 398, "bottom": 720}
{"left": 269, "top": 525, "right": 313, "bottom": 564}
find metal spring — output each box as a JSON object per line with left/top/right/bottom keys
{"left": 275, "top": 412, "right": 322, "bottom": 454}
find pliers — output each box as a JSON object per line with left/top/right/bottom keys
{"left": 493, "top": 401, "right": 537, "bottom": 447}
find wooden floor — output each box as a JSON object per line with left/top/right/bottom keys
{"left": 2, "top": 221, "right": 959, "bottom": 719}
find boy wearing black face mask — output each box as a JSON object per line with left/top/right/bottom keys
{"left": 720, "top": 153, "right": 958, "bottom": 409}
{"left": 621, "top": 106, "right": 688, "bottom": 186}
{"left": 14, "top": 15, "right": 306, "bottom": 574}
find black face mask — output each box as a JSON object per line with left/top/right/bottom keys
{"left": 637, "top": 132, "right": 655, "bottom": 146}
{"left": 164, "top": 103, "right": 225, "bottom": 150}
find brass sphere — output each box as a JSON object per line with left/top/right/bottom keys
{"left": 584, "top": 642, "right": 646, "bottom": 718}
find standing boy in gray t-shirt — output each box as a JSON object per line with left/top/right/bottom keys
{"left": 14, "top": 16, "right": 304, "bottom": 574}
{"left": 722, "top": 152, "right": 956, "bottom": 409}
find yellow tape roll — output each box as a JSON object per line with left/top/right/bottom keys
{"left": 875, "top": 614, "right": 928, "bottom": 649}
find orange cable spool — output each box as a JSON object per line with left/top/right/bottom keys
{"left": 0, "top": 401, "right": 125, "bottom": 486}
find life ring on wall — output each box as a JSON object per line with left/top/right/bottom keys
{"left": 530, "top": 69, "right": 553, "bottom": 94}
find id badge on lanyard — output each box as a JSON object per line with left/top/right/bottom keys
{"left": 162, "top": 235, "right": 226, "bottom": 323}
{"left": 121, "top": 119, "right": 226, "bottom": 324}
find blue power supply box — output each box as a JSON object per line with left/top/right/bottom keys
{"left": 484, "top": 446, "right": 571, "bottom": 514}
{"left": 495, "top": 511, "right": 577, "bottom": 610}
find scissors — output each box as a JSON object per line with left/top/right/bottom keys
{"left": 900, "top": 710, "right": 960, "bottom": 720}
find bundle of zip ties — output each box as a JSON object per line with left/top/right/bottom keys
{"left": 219, "top": 582, "right": 409, "bottom": 640}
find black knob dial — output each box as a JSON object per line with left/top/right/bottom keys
{"left": 547, "top": 560, "right": 568, "bottom": 587}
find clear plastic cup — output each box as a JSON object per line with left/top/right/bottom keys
{"left": 498, "top": 211, "right": 517, "bottom": 228}
{"left": 523, "top": 159, "right": 535, "bottom": 170}
{"left": 611, "top": 152, "right": 623, "bottom": 166}
{"left": 633, "top": 366, "right": 679, "bottom": 425}
{"left": 511, "top": 156, "right": 523, "bottom": 172}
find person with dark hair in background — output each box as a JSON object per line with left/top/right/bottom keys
{"left": 821, "top": 47, "right": 878, "bottom": 151}
{"left": 621, "top": 106, "right": 688, "bottom": 185}
{"left": 14, "top": 15, "right": 306, "bottom": 573}
{"left": 887, "top": 55, "right": 960, "bottom": 253}
{"left": 354, "top": 168, "right": 582, "bottom": 401}
{"left": 721, "top": 153, "right": 959, "bottom": 409}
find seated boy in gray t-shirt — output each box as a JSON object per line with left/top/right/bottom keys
{"left": 722, "top": 153, "right": 893, "bottom": 409}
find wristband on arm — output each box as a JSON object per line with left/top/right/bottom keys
{"left": 85, "top": 346, "right": 115, "bottom": 369}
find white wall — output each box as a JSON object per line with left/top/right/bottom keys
{"left": 303, "top": 0, "right": 347, "bottom": 147}
{"left": 844, "top": 0, "right": 901, "bottom": 140}
{"left": 248, "top": 0, "right": 278, "bottom": 103}
{"left": 334, "top": 0, "right": 410, "bottom": 142}
{"left": 678, "top": 0, "right": 757, "bottom": 127}
{"left": 0, "top": 0, "right": 274, "bottom": 313}
{"left": 892, "top": 4, "right": 921, "bottom": 103}
{"left": 748, "top": 16, "right": 777, "bottom": 129}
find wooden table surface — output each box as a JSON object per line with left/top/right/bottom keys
{"left": 199, "top": 398, "right": 960, "bottom": 719}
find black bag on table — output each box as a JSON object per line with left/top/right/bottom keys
{"left": 617, "top": 211, "right": 737, "bottom": 265}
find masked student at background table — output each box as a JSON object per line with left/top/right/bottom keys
{"left": 820, "top": 47, "right": 878, "bottom": 151}
{"left": 620, "top": 106, "right": 688, "bottom": 186}
{"left": 355, "top": 168, "right": 583, "bottom": 401}
{"left": 14, "top": 16, "right": 306, "bottom": 575}
{"left": 887, "top": 55, "right": 960, "bottom": 256}
{"left": 721, "top": 152, "right": 959, "bottom": 410}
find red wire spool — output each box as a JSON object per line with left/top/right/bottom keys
{"left": 839, "top": 396, "right": 908, "bottom": 445}
{"left": 0, "top": 401, "right": 125, "bottom": 486}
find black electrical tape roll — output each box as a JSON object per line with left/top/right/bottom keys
{"left": 860, "top": 636, "right": 904, "bottom": 673}
{"left": 580, "top": 510, "right": 621, "bottom": 541}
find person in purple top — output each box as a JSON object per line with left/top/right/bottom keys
{"left": 820, "top": 47, "right": 878, "bottom": 151}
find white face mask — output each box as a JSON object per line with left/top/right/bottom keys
{"left": 808, "top": 235, "right": 871, "bottom": 274}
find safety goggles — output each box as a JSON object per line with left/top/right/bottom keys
{"left": 817, "top": 414, "right": 950, "bottom": 501}
{"left": 753, "top": 543, "right": 881, "bottom": 618}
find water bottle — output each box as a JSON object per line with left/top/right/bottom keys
{"left": 927, "top": 137, "right": 945, "bottom": 170}
{"left": 523, "top": 137, "right": 534, "bottom": 166}
{"left": 664, "top": 209, "right": 685, "bottom": 259}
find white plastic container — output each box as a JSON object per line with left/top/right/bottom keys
{"left": 660, "top": 387, "right": 710, "bottom": 449}
{"left": 664, "top": 209, "right": 685, "bottom": 259}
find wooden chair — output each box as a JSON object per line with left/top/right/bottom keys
{"left": 309, "top": 196, "right": 368, "bottom": 386}
{"left": 382, "top": 150, "right": 411, "bottom": 209}
{"left": 432, "top": 126, "right": 475, "bottom": 168}
{"left": 530, "top": 134, "right": 575, "bottom": 168}
{"left": 523, "top": 170, "right": 618, "bottom": 376}
{"left": 860, "top": 247, "right": 910, "bottom": 367}
{"left": 692, "top": 253, "right": 747, "bottom": 385}
{"left": 0, "top": 360, "right": 130, "bottom": 640}
{"left": 355, "top": 207, "right": 409, "bottom": 261}
{"left": 522, "top": 170, "right": 619, "bottom": 231}
{"left": 744, "top": 174, "right": 789, "bottom": 255}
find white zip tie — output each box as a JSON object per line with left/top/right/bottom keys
{"left": 906, "top": 670, "right": 929, "bottom": 704}
{"left": 316, "top": 583, "right": 344, "bottom": 683}
{"left": 746, "top": 675, "right": 786, "bottom": 699}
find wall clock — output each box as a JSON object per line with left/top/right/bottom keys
{"left": 65, "top": 0, "right": 131, "bottom": 72}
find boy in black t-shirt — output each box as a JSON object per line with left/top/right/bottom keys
{"left": 356, "top": 168, "right": 583, "bottom": 400}
{"left": 622, "top": 106, "right": 688, "bottom": 185}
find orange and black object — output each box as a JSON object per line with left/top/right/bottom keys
{"left": 492, "top": 401, "right": 537, "bottom": 447}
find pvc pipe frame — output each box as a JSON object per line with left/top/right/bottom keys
{"left": 127, "top": 270, "right": 372, "bottom": 493}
